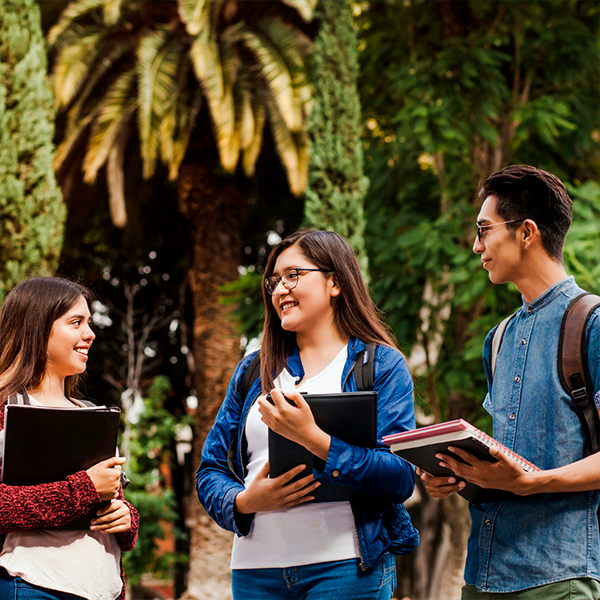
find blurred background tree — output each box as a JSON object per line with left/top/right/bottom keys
{"left": 303, "top": 0, "right": 370, "bottom": 278}
{"left": 0, "top": 0, "right": 64, "bottom": 299}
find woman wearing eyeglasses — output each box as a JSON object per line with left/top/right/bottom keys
{"left": 196, "top": 230, "right": 418, "bottom": 600}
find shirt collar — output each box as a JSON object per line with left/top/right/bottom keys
{"left": 285, "top": 335, "right": 364, "bottom": 380}
{"left": 522, "top": 276, "right": 575, "bottom": 312}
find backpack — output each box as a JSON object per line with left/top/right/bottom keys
{"left": 491, "top": 292, "right": 600, "bottom": 456}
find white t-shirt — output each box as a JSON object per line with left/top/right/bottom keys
{"left": 230, "top": 345, "right": 360, "bottom": 569}
{"left": 0, "top": 395, "right": 122, "bottom": 600}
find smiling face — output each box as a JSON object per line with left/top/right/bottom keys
{"left": 271, "top": 244, "right": 340, "bottom": 336}
{"left": 46, "top": 295, "right": 95, "bottom": 381}
{"left": 473, "top": 195, "right": 525, "bottom": 285}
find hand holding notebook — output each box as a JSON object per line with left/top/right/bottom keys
{"left": 383, "top": 419, "right": 540, "bottom": 504}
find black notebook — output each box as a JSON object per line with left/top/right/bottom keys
{"left": 268, "top": 391, "right": 377, "bottom": 502}
{"left": 383, "top": 419, "right": 540, "bottom": 504}
{"left": 2, "top": 404, "right": 121, "bottom": 529}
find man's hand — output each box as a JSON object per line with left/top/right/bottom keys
{"left": 234, "top": 461, "right": 320, "bottom": 514}
{"left": 436, "top": 445, "right": 533, "bottom": 495}
{"left": 416, "top": 467, "right": 466, "bottom": 499}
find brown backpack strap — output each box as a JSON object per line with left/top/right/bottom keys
{"left": 559, "top": 292, "right": 600, "bottom": 454}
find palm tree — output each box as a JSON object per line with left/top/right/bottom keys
{"left": 48, "top": 1, "right": 314, "bottom": 596}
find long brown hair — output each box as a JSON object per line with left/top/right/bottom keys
{"left": 0, "top": 277, "right": 95, "bottom": 404}
{"left": 259, "top": 230, "right": 397, "bottom": 392}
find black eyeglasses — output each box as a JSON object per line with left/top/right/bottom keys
{"left": 476, "top": 219, "right": 525, "bottom": 242}
{"left": 264, "top": 268, "right": 330, "bottom": 295}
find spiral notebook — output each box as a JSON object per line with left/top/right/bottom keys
{"left": 383, "top": 419, "right": 540, "bottom": 504}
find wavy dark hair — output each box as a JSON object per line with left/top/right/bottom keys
{"left": 0, "top": 277, "right": 94, "bottom": 404}
{"left": 259, "top": 230, "right": 398, "bottom": 392}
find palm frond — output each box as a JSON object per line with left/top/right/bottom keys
{"left": 53, "top": 109, "right": 98, "bottom": 172}
{"left": 264, "top": 91, "right": 308, "bottom": 195}
{"left": 103, "top": 0, "right": 124, "bottom": 25}
{"left": 65, "top": 37, "right": 137, "bottom": 133}
{"left": 53, "top": 30, "right": 103, "bottom": 109}
{"left": 83, "top": 67, "right": 137, "bottom": 182}
{"left": 281, "top": 0, "right": 317, "bottom": 22}
{"left": 157, "top": 56, "right": 203, "bottom": 179}
{"left": 241, "top": 96, "right": 266, "bottom": 177}
{"left": 190, "top": 31, "right": 239, "bottom": 171}
{"left": 255, "top": 17, "right": 311, "bottom": 106}
{"left": 239, "top": 91, "right": 254, "bottom": 151}
{"left": 137, "top": 31, "right": 184, "bottom": 178}
{"left": 170, "top": 88, "right": 202, "bottom": 180}
{"left": 48, "top": 0, "right": 105, "bottom": 46}
{"left": 106, "top": 118, "right": 131, "bottom": 228}
{"left": 230, "top": 24, "right": 303, "bottom": 132}
{"left": 177, "top": 0, "right": 209, "bottom": 36}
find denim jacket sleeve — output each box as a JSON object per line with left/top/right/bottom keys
{"left": 195, "top": 354, "right": 256, "bottom": 537}
{"left": 316, "top": 345, "right": 416, "bottom": 503}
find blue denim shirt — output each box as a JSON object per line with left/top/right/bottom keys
{"left": 465, "top": 277, "right": 600, "bottom": 592}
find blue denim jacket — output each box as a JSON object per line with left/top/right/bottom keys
{"left": 465, "top": 277, "right": 600, "bottom": 592}
{"left": 196, "top": 337, "right": 419, "bottom": 569}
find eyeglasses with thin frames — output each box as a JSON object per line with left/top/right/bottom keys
{"left": 264, "top": 268, "right": 330, "bottom": 295}
{"left": 476, "top": 219, "right": 525, "bottom": 242}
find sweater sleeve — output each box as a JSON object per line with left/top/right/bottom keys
{"left": 114, "top": 494, "right": 139, "bottom": 551}
{"left": 0, "top": 472, "right": 101, "bottom": 533}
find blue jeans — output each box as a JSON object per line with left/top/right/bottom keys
{"left": 231, "top": 553, "right": 396, "bottom": 600}
{"left": 0, "top": 568, "right": 85, "bottom": 600}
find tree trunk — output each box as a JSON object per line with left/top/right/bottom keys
{"left": 178, "top": 162, "right": 245, "bottom": 600}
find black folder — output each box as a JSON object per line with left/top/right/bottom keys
{"left": 2, "top": 404, "right": 121, "bottom": 529}
{"left": 268, "top": 391, "right": 377, "bottom": 502}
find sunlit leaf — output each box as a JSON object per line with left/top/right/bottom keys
{"left": 48, "top": 0, "right": 104, "bottom": 46}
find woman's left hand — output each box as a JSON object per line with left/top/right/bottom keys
{"left": 436, "top": 445, "right": 534, "bottom": 495}
{"left": 258, "top": 389, "right": 331, "bottom": 461}
{"left": 90, "top": 499, "right": 132, "bottom": 533}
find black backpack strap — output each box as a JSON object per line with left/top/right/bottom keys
{"left": 490, "top": 313, "right": 517, "bottom": 379}
{"left": 228, "top": 353, "right": 261, "bottom": 481}
{"left": 355, "top": 343, "right": 376, "bottom": 391}
{"left": 240, "top": 352, "right": 261, "bottom": 402}
{"left": 558, "top": 292, "right": 600, "bottom": 455}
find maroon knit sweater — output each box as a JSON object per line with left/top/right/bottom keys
{"left": 0, "top": 409, "right": 139, "bottom": 600}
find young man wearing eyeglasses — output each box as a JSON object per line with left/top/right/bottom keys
{"left": 419, "top": 165, "right": 600, "bottom": 599}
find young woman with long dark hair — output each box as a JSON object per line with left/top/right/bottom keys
{"left": 197, "top": 230, "right": 418, "bottom": 600}
{"left": 0, "top": 277, "right": 139, "bottom": 600}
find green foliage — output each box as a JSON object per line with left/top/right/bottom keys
{"left": 564, "top": 181, "right": 600, "bottom": 295}
{"left": 220, "top": 269, "right": 265, "bottom": 345}
{"left": 303, "top": 0, "right": 369, "bottom": 278}
{"left": 122, "top": 376, "right": 193, "bottom": 584}
{"left": 0, "top": 0, "right": 65, "bottom": 299}
{"left": 358, "top": 1, "right": 599, "bottom": 424}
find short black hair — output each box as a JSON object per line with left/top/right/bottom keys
{"left": 479, "top": 165, "right": 572, "bottom": 260}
